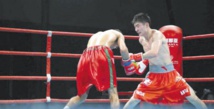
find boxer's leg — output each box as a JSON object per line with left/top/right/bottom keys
{"left": 186, "top": 84, "right": 207, "bottom": 109}
{"left": 108, "top": 87, "right": 120, "bottom": 109}
{"left": 63, "top": 87, "right": 91, "bottom": 109}
{"left": 123, "top": 96, "right": 141, "bottom": 109}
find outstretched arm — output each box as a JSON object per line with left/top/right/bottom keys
{"left": 117, "top": 32, "right": 129, "bottom": 60}
{"left": 116, "top": 32, "right": 137, "bottom": 76}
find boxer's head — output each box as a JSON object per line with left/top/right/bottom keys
{"left": 132, "top": 13, "right": 151, "bottom": 36}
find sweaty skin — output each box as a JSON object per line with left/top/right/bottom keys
{"left": 87, "top": 29, "right": 129, "bottom": 60}
{"left": 139, "top": 29, "right": 172, "bottom": 66}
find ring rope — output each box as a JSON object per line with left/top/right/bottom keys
{"left": 0, "top": 27, "right": 213, "bottom": 40}
{"left": 0, "top": 76, "right": 214, "bottom": 82}
{"left": 182, "top": 55, "right": 214, "bottom": 60}
{"left": 0, "top": 50, "right": 213, "bottom": 60}
{"left": 0, "top": 50, "right": 81, "bottom": 58}
{"left": 183, "top": 33, "right": 214, "bottom": 40}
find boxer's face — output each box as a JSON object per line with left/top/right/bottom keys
{"left": 134, "top": 22, "right": 147, "bottom": 36}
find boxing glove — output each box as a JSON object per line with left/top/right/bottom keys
{"left": 121, "top": 59, "right": 137, "bottom": 76}
{"left": 129, "top": 52, "right": 143, "bottom": 62}
{"left": 135, "top": 59, "right": 149, "bottom": 75}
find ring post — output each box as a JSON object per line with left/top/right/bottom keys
{"left": 46, "top": 31, "right": 52, "bottom": 102}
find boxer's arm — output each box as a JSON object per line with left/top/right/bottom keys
{"left": 117, "top": 32, "right": 129, "bottom": 60}
{"left": 142, "top": 31, "right": 162, "bottom": 59}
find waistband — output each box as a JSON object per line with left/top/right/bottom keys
{"left": 84, "top": 45, "right": 110, "bottom": 52}
{"left": 149, "top": 64, "right": 174, "bottom": 73}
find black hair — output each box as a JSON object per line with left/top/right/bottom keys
{"left": 131, "top": 12, "right": 151, "bottom": 26}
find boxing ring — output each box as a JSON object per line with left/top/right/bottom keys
{"left": 0, "top": 27, "right": 214, "bottom": 109}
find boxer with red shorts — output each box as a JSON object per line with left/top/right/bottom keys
{"left": 64, "top": 29, "right": 132, "bottom": 109}
{"left": 123, "top": 12, "right": 207, "bottom": 109}
{"left": 76, "top": 46, "right": 117, "bottom": 96}
{"left": 134, "top": 64, "right": 190, "bottom": 105}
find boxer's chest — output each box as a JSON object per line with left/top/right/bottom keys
{"left": 140, "top": 37, "right": 152, "bottom": 52}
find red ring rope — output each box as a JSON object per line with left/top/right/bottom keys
{"left": 183, "top": 33, "right": 214, "bottom": 40}
{"left": 0, "top": 76, "right": 214, "bottom": 82}
{"left": 0, "top": 27, "right": 213, "bottom": 39}
{"left": 0, "top": 27, "right": 213, "bottom": 104}
{"left": 0, "top": 50, "right": 213, "bottom": 60}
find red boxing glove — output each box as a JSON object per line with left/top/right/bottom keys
{"left": 121, "top": 59, "right": 137, "bottom": 76}
{"left": 135, "top": 59, "right": 149, "bottom": 75}
{"left": 129, "top": 52, "right": 143, "bottom": 62}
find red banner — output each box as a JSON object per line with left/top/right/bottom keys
{"left": 159, "top": 25, "right": 183, "bottom": 76}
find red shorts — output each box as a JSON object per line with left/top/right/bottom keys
{"left": 76, "top": 46, "right": 117, "bottom": 96}
{"left": 134, "top": 70, "right": 190, "bottom": 105}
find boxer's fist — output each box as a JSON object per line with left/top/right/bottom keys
{"left": 129, "top": 52, "right": 143, "bottom": 62}
{"left": 135, "top": 59, "right": 149, "bottom": 75}
{"left": 121, "top": 59, "right": 137, "bottom": 76}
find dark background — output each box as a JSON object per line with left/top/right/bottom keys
{"left": 0, "top": 0, "right": 214, "bottom": 100}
